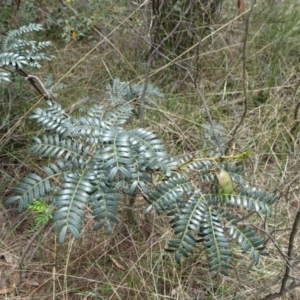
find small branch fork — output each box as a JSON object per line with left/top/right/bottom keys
{"left": 1, "top": 65, "right": 49, "bottom": 101}
{"left": 12, "top": 67, "right": 70, "bottom": 119}
{"left": 13, "top": 67, "right": 53, "bottom": 102}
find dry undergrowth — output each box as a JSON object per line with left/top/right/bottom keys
{"left": 1, "top": 0, "right": 300, "bottom": 299}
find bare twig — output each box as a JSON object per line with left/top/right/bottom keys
{"left": 26, "top": 74, "right": 51, "bottom": 99}
{"left": 225, "top": 0, "right": 255, "bottom": 153}
{"left": 14, "top": 68, "right": 70, "bottom": 119}
{"left": 250, "top": 225, "right": 287, "bottom": 260}
{"left": 15, "top": 68, "right": 53, "bottom": 102}
{"left": 280, "top": 209, "right": 300, "bottom": 287}
{"left": 260, "top": 210, "right": 300, "bottom": 299}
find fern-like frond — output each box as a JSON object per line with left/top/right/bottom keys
{"left": 7, "top": 39, "right": 52, "bottom": 55}
{"left": 129, "top": 82, "right": 163, "bottom": 99}
{"left": 215, "top": 207, "right": 240, "bottom": 225}
{"left": 177, "top": 154, "right": 215, "bottom": 173}
{"left": 202, "top": 121, "right": 229, "bottom": 152}
{"left": 30, "top": 135, "right": 90, "bottom": 162}
{"left": 29, "top": 100, "right": 69, "bottom": 133}
{"left": 106, "top": 78, "right": 131, "bottom": 102}
{"left": 23, "top": 49, "right": 53, "bottom": 68}
{"left": 166, "top": 190, "right": 208, "bottom": 262}
{"left": 5, "top": 173, "right": 51, "bottom": 212}
{"left": 9, "top": 39, "right": 36, "bottom": 50}
{"left": 1, "top": 23, "right": 44, "bottom": 52}
{"left": 5, "top": 158, "right": 88, "bottom": 214}
{"left": 35, "top": 41, "right": 53, "bottom": 50}
{"left": 226, "top": 186, "right": 277, "bottom": 216}
{"left": 199, "top": 209, "right": 232, "bottom": 277}
{"left": 86, "top": 104, "right": 107, "bottom": 120}
{"left": 92, "top": 130, "right": 133, "bottom": 182}
{"left": 52, "top": 172, "right": 94, "bottom": 243}
{"left": 1, "top": 24, "right": 53, "bottom": 68}
{"left": 128, "top": 128, "right": 174, "bottom": 175}
{"left": 176, "top": 156, "right": 247, "bottom": 187}
{"left": 175, "top": 154, "right": 216, "bottom": 184}
{"left": 61, "top": 116, "right": 111, "bottom": 139}
{"left": 229, "top": 226, "right": 267, "bottom": 264}
{"left": 128, "top": 166, "right": 151, "bottom": 195}
{"left": 103, "top": 105, "right": 133, "bottom": 126}
{"left": 42, "top": 159, "right": 86, "bottom": 178}
{"left": 106, "top": 78, "right": 163, "bottom": 104}
{"left": 146, "top": 175, "right": 194, "bottom": 214}
{"left": 0, "top": 52, "right": 28, "bottom": 68}
{"left": 91, "top": 180, "right": 121, "bottom": 234}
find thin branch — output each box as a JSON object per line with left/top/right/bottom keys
{"left": 26, "top": 75, "right": 51, "bottom": 99}
{"left": 225, "top": 0, "right": 256, "bottom": 152}
{"left": 281, "top": 209, "right": 300, "bottom": 288}
{"left": 250, "top": 225, "right": 287, "bottom": 260}
{"left": 15, "top": 68, "right": 69, "bottom": 118}
{"left": 15, "top": 68, "right": 51, "bottom": 101}
{"left": 260, "top": 210, "right": 300, "bottom": 299}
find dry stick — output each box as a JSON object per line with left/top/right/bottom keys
{"left": 0, "top": 68, "right": 52, "bottom": 148}
{"left": 225, "top": 0, "right": 255, "bottom": 153}
{"left": 15, "top": 68, "right": 52, "bottom": 102}
{"left": 250, "top": 225, "right": 287, "bottom": 261}
{"left": 16, "top": 220, "right": 50, "bottom": 287}
{"left": 260, "top": 209, "right": 300, "bottom": 300}
{"left": 15, "top": 69, "right": 69, "bottom": 116}
{"left": 253, "top": 172, "right": 300, "bottom": 298}
{"left": 26, "top": 75, "right": 51, "bottom": 99}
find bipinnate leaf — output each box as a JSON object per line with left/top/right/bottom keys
{"left": 198, "top": 209, "right": 232, "bottom": 277}
{"left": 52, "top": 172, "right": 94, "bottom": 243}
{"left": 229, "top": 226, "right": 267, "bottom": 264}
{"left": 166, "top": 190, "right": 208, "bottom": 262}
{"left": 6, "top": 174, "right": 51, "bottom": 212}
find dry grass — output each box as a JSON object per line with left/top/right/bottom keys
{"left": 1, "top": 0, "right": 300, "bottom": 299}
